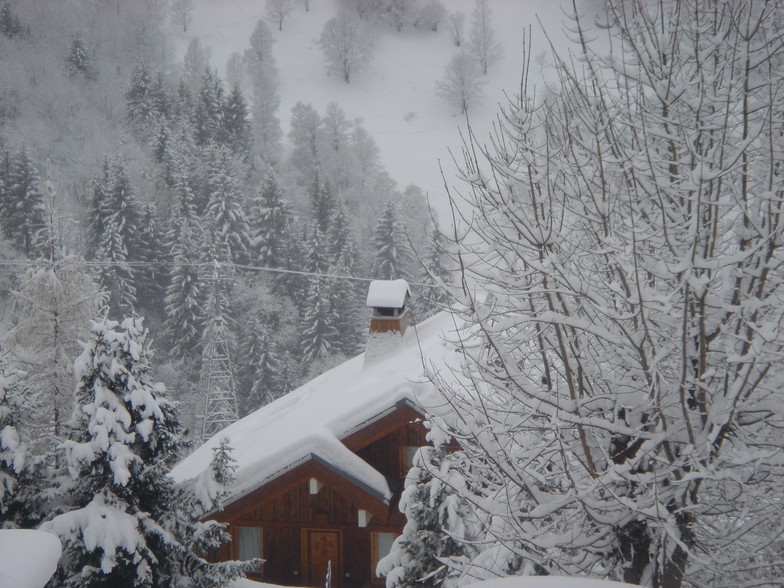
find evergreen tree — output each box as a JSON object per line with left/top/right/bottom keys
{"left": 413, "top": 225, "right": 452, "bottom": 320}
{"left": 86, "top": 157, "right": 113, "bottom": 259}
{"left": 43, "top": 317, "right": 255, "bottom": 587}
{"left": 372, "top": 199, "right": 415, "bottom": 281}
{"left": 221, "top": 84, "right": 251, "bottom": 158}
{"left": 303, "top": 222, "right": 329, "bottom": 277}
{"left": 164, "top": 178, "right": 206, "bottom": 359}
{"left": 65, "top": 34, "right": 94, "bottom": 80}
{"left": 96, "top": 214, "right": 137, "bottom": 317}
{"left": 135, "top": 202, "right": 165, "bottom": 312}
{"left": 0, "top": 360, "right": 27, "bottom": 524}
{"left": 126, "top": 60, "right": 154, "bottom": 136}
{"left": 0, "top": 1, "right": 22, "bottom": 38}
{"left": 5, "top": 148, "right": 46, "bottom": 259}
{"left": 105, "top": 155, "right": 143, "bottom": 264}
{"left": 299, "top": 278, "right": 338, "bottom": 365}
{"left": 239, "top": 321, "right": 283, "bottom": 414}
{"left": 249, "top": 168, "right": 290, "bottom": 268}
{"left": 310, "top": 174, "right": 334, "bottom": 236}
{"left": 0, "top": 148, "right": 12, "bottom": 240}
{"left": 194, "top": 68, "right": 225, "bottom": 147}
{"left": 379, "top": 448, "right": 478, "bottom": 587}
{"left": 202, "top": 147, "right": 251, "bottom": 265}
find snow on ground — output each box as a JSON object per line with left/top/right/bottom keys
{"left": 0, "top": 529, "right": 62, "bottom": 588}
{"left": 465, "top": 578, "right": 640, "bottom": 588}
{"left": 176, "top": 0, "right": 573, "bottom": 221}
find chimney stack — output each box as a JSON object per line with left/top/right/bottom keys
{"left": 364, "top": 279, "right": 411, "bottom": 365}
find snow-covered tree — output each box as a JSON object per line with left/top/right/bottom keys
{"left": 436, "top": 51, "right": 485, "bottom": 114}
{"left": 299, "top": 277, "right": 338, "bottom": 365}
{"left": 9, "top": 254, "right": 105, "bottom": 448}
{"left": 427, "top": 1, "right": 784, "bottom": 586}
{"left": 0, "top": 360, "right": 28, "bottom": 525}
{"left": 164, "top": 178, "right": 206, "bottom": 359}
{"left": 182, "top": 37, "right": 212, "bottom": 93}
{"left": 222, "top": 84, "right": 252, "bottom": 157}
{"left": 240, "top": 321, "right": 284, "bottom": 413}
{"left": 372, "top": 199, "right": 415, "bottom": 281}
{"left": 96, "top": 213, "right": 137, "bottom": 317}
{"left": 417, "top": 0, "right": 446, "bottom": 31}
{"left": 288, "top": 101, "right": 322, "bottom": 186}
{"left": 4, "top": 147, "right": 46, "bottom": 259}
{"left": 65, "top": 34, "right": 94, "bottom": 80}
{"left": 318, "top": 10, "right": 373, "bottom": 84}
{"left": 249, "top": 168, "right": 291, "bottom": 268}
{"left": 43, "top": 317, "right": 256, "bottom": 587}
{"left": 202, "top": 146, "right": 251, "bottom": 265}
{"left": 194, "top": 67, "right": 225, "bottom": 147}
{"left": 244, "top": 19, "right": 282, "bottom": 164}
{"left": 379, "top": 447, "right": 479, "bottom": 588}
{"left": 266, "top": 0, "right": 294, "bottom": 31}
{"left": 468, "top": 0, "right": 502, "bottom": 75}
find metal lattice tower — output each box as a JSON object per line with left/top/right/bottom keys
{"left": 201, "top": 261, "right": 240, "bottom": 441}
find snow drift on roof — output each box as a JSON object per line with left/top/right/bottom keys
{"left": 172, "top": 311, "right": 458, "bottom": 505}
{"left": 366, "top": 279, "right": 410, "bottom": 308}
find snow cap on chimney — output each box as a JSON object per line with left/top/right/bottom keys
{"left": 364, "top": 279, "right": 411, "bottom": 367}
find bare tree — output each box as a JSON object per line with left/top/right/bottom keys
{"left": 170, "top": 0, "right": 193, "bottom": 32}
{"left": 318, "top": 10, "right": 373, "bottom": 84}
{"left": 436, "top": 51, "right": 485, "bottom": 114}
{"left": 413, "top": 1, "right": 784, "bottom": 586}
{"left": 468, "top": 0, "right": 502, "bottom": 74}
{"left": 447, "top": 11, "right": 465, "bottom": 46}
{"left": 265, "top": 0, "right": 294, "bottom": 31}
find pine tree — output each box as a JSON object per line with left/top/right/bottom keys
{"left": 310, "top": 175, "right": 334, "bottom": 236}
{"left": 43, "top": 317, "right": 255, "bottom": 587}
{"left": 249, "top": 168, "right": 290, "bottom": 268}
{"left": 240, "top": 322, "right": 283, "bottom": 414}
{"left": 65, "top": 34, "right": 94, "bottom": 80}
{"left": 105, "top": 155, "right": 143, "bottom": 264}
{"left": 288, "top": 102, "right": 322, "bottom": 187}
{"left": 379, "top": 448, "right": 478, "bottom": 587}
{"left": 372, "top": 199, "right": 415, "bottom": 281}
{"left": 164, "top": 179, "right": 206, "bottom": 360}
{"left": 222, "top": 84, "right": 251, "bottom": 157}
{"left": 202, "top": 147, "right": 251, "bottom": 266}
{"left": 135, "top": 201, "right": 165, "bottom": 311}
{"left": 96, "top": 214, "right": 137, "bottom": 317}
{"left": 126, "top": 61, "right": 154, "bottom": 135}
{"left": 299, "top": 278, "right": 338, "bottom": 365}
{"left": 86, "top": 157, "right": 113, "bottom": 259}
{"left": 5, "top": 148, "right": 46, "bottom": 259}
{"left": 194, "top": 68, "right": 225, "bottom": 147}
{"left": 0, "top": 360, "right": 26, "bottom": 524}
{"left": 413, "top": 226, "right": 452, "bottom": 320}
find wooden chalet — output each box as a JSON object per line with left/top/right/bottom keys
{"left": 173, "top": 281, "right": 456, "bottom": 588}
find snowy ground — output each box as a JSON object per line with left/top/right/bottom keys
{"left": 176, "top": 0, "right": 575, "bottom": 221}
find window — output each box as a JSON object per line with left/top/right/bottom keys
{"left": 236, "top": 526, "right": 263, "bottom": 562}
{"left": 371, "top": 532, "right": 397, "bottom": 584}
{"left": 399, "top": 445, "right": 419, "bottom": 476}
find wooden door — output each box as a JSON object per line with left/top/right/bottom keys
{"left": 303, "top": 529, "right": 342, "bottom": 588}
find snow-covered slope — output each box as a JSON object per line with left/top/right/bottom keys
{"left": 177, "top": 0, "right": 573, "bottom": 220}
{"left": 171, "top": 310, "right": 460, "bottom": 501}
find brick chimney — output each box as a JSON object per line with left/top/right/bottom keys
{"left": 364, "top": 279, "right": 411, "bottom": 365}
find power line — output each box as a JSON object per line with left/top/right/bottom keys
{"left": 0, "top": 258, "right": 428, "bottom": 287}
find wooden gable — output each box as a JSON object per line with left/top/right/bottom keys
{"left": 207, "top": 402, "right": 429, "bottom": 588}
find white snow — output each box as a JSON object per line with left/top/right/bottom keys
{"left": 172, "top": 311, "right": 459, "bottom": 504}
{"left": 465, "top": 578, "right": 640, "bottom": 588}
{"left": 366, "top": 279, "right": 410, "bottom": 308}
{"left": 178, "top": 0, "right": 573, "bottom": 221}
{"left": 0, "top": 529, "right": 62, "bottom": 588}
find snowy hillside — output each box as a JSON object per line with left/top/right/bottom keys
{"left": 178, "top": 0, "right": 574, "bottom": 220}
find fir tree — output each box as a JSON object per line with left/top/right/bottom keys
{"left": 379, "top": 448, "right": 478, "bottom": 587}
{"left": 164, "top": 178, "right": 206, "bottom": 359}
{"left": 65, "top": 34, "right": 94, "bottom": 81}
{"left": 5, "top": 147, "right": 46, "bottom": 259}
{"left": 96, "top": 214, "right": 137, "bottom": 317}
{"left": 413, "top": 225, "right": 452, "bottom": 320}
{"left": 194, "top": 68, "right": 225, "bottom": 147}
{"left": 126, "top": 61, "right": 154, "bottom": 135}
{"left": 372, "top": 199, "right": 415, "bottom": 281}
{"left": 43, "top": 317, "right": 255, "bottom": 587}
{"left": 240, "top": 321, "right": 283, "bottom": 414}
{"left": 222, "top": 84, "right": 251, "bottom": 158}
{"left": 299, "top": 278, "right": 338, "bottom": 365}
{"left": 202, "top": 147, "right": 251, "bottom": 266}
{"left": 0, "top": 360, "right": 26, "bottom": 524}
{"left": 135, "top": 202, "right": 165, "bottom": 312}
{"left": 249, "top": 168, "right": 290, "bottom": 268}
{"left": 86, "top": 157, "right": 113, "bottom": 259}
{"left": 310, "top": 174, "right": 334, "bottom": 236}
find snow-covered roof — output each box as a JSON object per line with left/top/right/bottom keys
{"left": 172, "top": 311, "right": 458, "bottom": 505}
{"left": 365, "top": 279, "right": 410, "bottom": 309}
{"left": 0, "top": 530, "right": 62, "bottom": 588}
